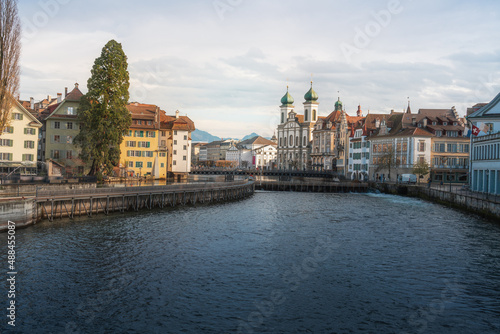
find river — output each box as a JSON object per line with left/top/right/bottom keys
{"left": 3, "top": 191, "right": 500, "bottom": 333}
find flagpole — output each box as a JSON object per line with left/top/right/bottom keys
{"left": 467, "top": 118, "right": 473, "bottom": 190}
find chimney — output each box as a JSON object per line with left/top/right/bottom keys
{"left": 57, "top": 93, "right": 62, "bottom": 103}
{"left": 47, "top": 95, "right": 51, "bottom": 102}
{"left": 30, "top": 97, "right": 34, "bottom": 110}
{"left": 175, "top": 110, "right": 179, "bottom": 119}
{"left": 65, "top": 87, "right": 68, "bottom": 97}
{"left": 375, "top": 118, "right": 380, "bottom": 128}
{"left": 379, "top": 119, "right": 388, "bottom": 135}
{"left": 423, "top": 118, "right": 427, "bottom": 127}
{"left": 357, "top": 105, "right": 362, "bottom": 117}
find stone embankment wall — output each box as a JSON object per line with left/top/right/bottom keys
{"left": 0, "top": 199, "right": 36, "bottom": 232}
{"left": 373, "top": 182, "right": 500, "bottom": 221}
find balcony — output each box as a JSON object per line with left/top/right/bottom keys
{"left": 472, "top": 131, "right": 500, "bottom": 143}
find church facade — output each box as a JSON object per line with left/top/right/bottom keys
{"left": 276, "top": 84, "right": 319, "bottom": 170}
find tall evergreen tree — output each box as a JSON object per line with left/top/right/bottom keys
{"left": 75, "top": 40, "right": 131, "bottom": 178}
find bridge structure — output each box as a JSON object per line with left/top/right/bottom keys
{"left": 191, "top": 168, "right": 340, "bottom": 179}
{"left": 34, "top": 180, "right": 255, "bottom": 222}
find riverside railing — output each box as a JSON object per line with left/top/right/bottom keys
{"left": 35, "top": 180, "right": 249, "bottom": 199}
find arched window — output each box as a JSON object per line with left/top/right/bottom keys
{"left": 312, "top": 109, "right": 317, "bottom": 120}
{"left": 281, "top": 113, "right": 284, "bottom": 123}
{"left": 279, "top": 138, "right": 282, "bottom": 147}
{"left": 305, "top": 109, "right": 309, "bottom": 121}
{"left": 296, "top": 136, "right": 299, "bottom": 147}
{"left": 289, "top": 135, "right": 293, "bottom": 147}
{"left": 284, "top": 136, "right": 287, "bottom": 147}
{"left": 303, "top": 136, "right": 307, "bottom": 146}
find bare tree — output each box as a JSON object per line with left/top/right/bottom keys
{"left": 0, "top": 0, "right": 21, "bottom": 136}
{"left": 375, "top": 146, "right": 396, "bottom": 180}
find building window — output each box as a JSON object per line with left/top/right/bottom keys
{"left": 148, "top": 121, "right": 152, "bottom": 125}
{"left": 67, "top": 136, "right": 73, "bottom": 144}
{"left": 183, "top": 145, "right": 187, "bottom": 150}
{"left": 3, "top": 126, "right": 13, "bottom": 134}
{"left": 173, "top": 150, "right": 177, "bottom": 155}
{"left": 0, "top": 153, "right": 13, "bottom": 161}
{"left": 128, "top": 161, "right": 133, "bottom": 168}
{"left": 447, "top": 131, "right": 458, "bottom": 137}
{"left": 435, "top": 130, "right": 442, "bottom": 137}
{"left": 161, "top": 131, "right": 166, "bottom": 137}
{"left": 12, "top": 113, "right": 23, "bottom": 120}
{"left": 147, "top": 162, "right": 152, "bottom": 168}
{"left": 418, "top": 141, "right": 425, "bottom": 152}
{"left": 52, "top": 150, "right": 60, "bottom": 159}
{"left": 313, "top": 110, "right": 317, "bottom": 120}
{"left": 184, "top": 135, "right": 187, "bottom": 140}
{"left": 54, "top": 121, "right": 60, "bottom": 129}
{"left": 135, "top": 162, "right": 143, "bottom": 168}
{"left": 174, "top": 130, "right": 177, "bottom": 135}
{"left": 66, "top": 122, "right": 73, "bottom": 129}
{"left": 66, "top": 151, "right": 72, "bottom": 159}
{"left": 173, "top": 160, "right": 176, "bottom": 166}
{"left": 0, "top": 139, "right": 13, "bottom": 147}
{"left": 161, "top": 163, "right": 164, "bottom": 168}
{"left": 24, "top": 128, "right": 36, "bottom": 135}
{"left": 174, "top": 140, "right": 177, "bottom": 145}
{"left": 67, "top": 107, "right": 75, "bottom": 115}
{"left": 183, "top": 156, "right": 187, "bottom": 161}
{"left": 22, "top": 154, "right": 34, "bottom": 161}
{"left": 54, "top": 135, "right": 60, "bottom": 143}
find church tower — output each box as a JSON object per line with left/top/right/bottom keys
{"left": 303, "top": 81, "right": 319, "bottom": 123}
{"left": 280, "top": 86, "right": 294, "bottom": 124}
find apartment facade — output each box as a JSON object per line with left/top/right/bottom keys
{"left": 0, "top": 100, "right": 42, "bottom": 175}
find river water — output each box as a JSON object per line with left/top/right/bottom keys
{"left": 3, "top": 192, "right": 500, "bottom": 333}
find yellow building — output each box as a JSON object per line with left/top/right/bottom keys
{"left": 119, "top": 103, "right": 195, "bottom": 179}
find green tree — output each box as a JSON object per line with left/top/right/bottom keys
{"left": 75, "top": 40, "right": 131, "bottom": 179}
{"left": 0, "top": 0, "right": 21, "bottom": 136}
{"left": 412, "top": 159, "right": 430, "bottom": 184}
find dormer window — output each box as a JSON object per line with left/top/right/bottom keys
{"left": 453, "top": 122, "right": 457, "bottom": 126}
{"left": 432, "top": 121, "right": 436, "bottom": 125}
{"left": 443, "top": 122, "right": 447, "bottom": 126}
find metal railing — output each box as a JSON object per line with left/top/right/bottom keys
{"left": 35, "top": 180, "right": 249, "bottom": 199}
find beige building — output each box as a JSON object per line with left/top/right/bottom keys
{"left": 0, "top": 100, "right": 42, "bottom": 175}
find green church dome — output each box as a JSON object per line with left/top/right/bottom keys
{"left": 281, "top": 87, "right": 294, "bottom": 105}
{"left": 304, "top": 83, "right": 318, "bottom": 102}
{"left": 335, "top": 97, "right": 343, "bottom": 111}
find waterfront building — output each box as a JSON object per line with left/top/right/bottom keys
{"left": 311, "top": 101, "right": 363, "bottom": 175}
{"left": 120, "top": 104, "right": 195, "bottom": 180}
{"left": 227, "top": 136, "right": 277, "bottom": 169}
{"left": 205, "top": 140, "right": 222, "bottom": 164}
{"left": 348, "top": 112, "right": 390, "bottom": 180}
{"left": 467, "top": 92, "right": 500, "bottom": 194}
{"left": 419, "top": 107, "right": 469, "bottom": 183}
{"left": 42, "top": 83, "right": 89, "bottom": 176}
{"left": 120, "top": 103, "right": 161, "bottom": 178}
{"left": 198, "top": 144, "right": 208, "bottom": 164}
{"left": 191, "top": 142, "right": 206, "bottom": 167}
{"left": 368, "top": 111, "right": 432, "bottom": 181}
{"left": 219, "top": 139, "right": 238, "bottom": 160}
{"left": 0, "top": 100, "right": 43, "bottom": 175}
{"left": 276, "top": 84, "right": 318, "bottom": 170}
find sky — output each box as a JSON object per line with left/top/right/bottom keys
{"left": 17, "top": 0, "right": 500, "bottom": 138}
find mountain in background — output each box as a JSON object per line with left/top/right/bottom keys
{"left": 240, "top": 132, "right": 261, "bottom": 141}
{"left": 191, "top": 129, "right": 220, "bottom": 142}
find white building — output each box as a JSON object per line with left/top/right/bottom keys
{"left": 228, "top": 136, "right": 277, "bottom": 169}
{"left": 0, "top": 100, "right": 43, "bottom": 175}
{"left": 276, "top": 84, "right": 318, "bottom": 170}
{"left": 467, "top": 92, "right": 500, "bottom": 194}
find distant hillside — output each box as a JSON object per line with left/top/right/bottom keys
{"left": 192, "top": 129, "right": 220, "bottom": 142}
{"left": 241, "top": 132, "right": 261, "bottom": 141}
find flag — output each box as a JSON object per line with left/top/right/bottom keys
{"left": 464, "top": 126, "right": 471, "bottom": 137}
{"left": 471, "top": 124, "right": 480, "bottom": 136}
{"left": 480, "top": 123, "right": 489, "bottom": 134}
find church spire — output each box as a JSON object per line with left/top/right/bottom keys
{"left": 406, "top": 97, "right": 411, "bottom": 114}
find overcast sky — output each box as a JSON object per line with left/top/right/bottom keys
{"left": 18, "top": 0, "right": 500, "bottom": 138}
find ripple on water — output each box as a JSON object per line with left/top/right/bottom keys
{"left": 8, "top": 192, "right": 500, "bottom": 333}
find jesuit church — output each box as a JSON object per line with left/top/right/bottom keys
{"left": 276, "top": 83, "right": 319, "bottom": 170}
